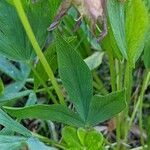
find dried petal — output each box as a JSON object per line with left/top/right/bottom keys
{"left": 49, "top": 0, "right": 108, "bottom": 41}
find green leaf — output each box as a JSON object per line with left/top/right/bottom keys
{"left": 84, "top": 52, "right": 104, "bottom": 70}
{"left": 126, "top": 0, "right": 149, "bottom": 67}
{"left": 19, "top": 62, "right": 31, "bottom": 80}
{"left": 27, "top": 138, "right": 56, "bottom": 150}
{"left": 26, "top": 0, "right": 51, "bottom": 48}
{"left": 0, "top": 127, "right": 14, "bottom": 136}
{"left": 107, "top": 0, "right": 127, "bottom": 59}
{"left": 3, "top": 104, "right": 85, "bottom": 127}
{"left": 0, "top": 78, "right": 4, "bottom": 95}
{"left": 62, "top": 126, "right": 82, "bottom": 149}
{"left": 0, "top": 109, "right": 31, "bottom": 137}
{"left": 144, "top": 41, "right": 150, "bottom": 69}
{"left": 0, "top": 90, "right": 33, "bottom": 105}
{"left": 0, "top": 56, "right": 31, "bottom": 81}
{"left": 0, "top": 56, "right": 23, "bottom": 81}
{"left": 87, "top": 90, "right": 126, "bottom": 126}
{"left": 0, "top": 135, "right": 26, "bottom": 150}
{"left": 77, "top": 128, "right": 86, "bottom": 146}
{"left": 34, "top": 43, "right": 58, "bottom": 89}
{"left": 0, "top": 0, "right": 31, "bottom": 61}
{"left": 84, "top": 130, "right": 103, "bottom": 149}
{"left": 25, "top": 92, "right": 37, "bottom": 106}
{"left": 4, "top": 82, "right": 25, "bottom": 94}
{"left": 0, "top": 0, "right": 50, "bottom": 61}
{"left": 48, "top": 0, "right": 61, "bottom": 21}
{"left": 101, "top": 19, "right": 123, "bottom": 60}
{"left": 0, "top": 81, "right": 27, "bottom": 106}
{"left": 0, "top": 136, "right": 56, "bottom": 150}
{"left": 56, "top": 35, "right": 93, "bottom": 121}
{"left": 144, "top": 29, "right": 150, "bottom": 69}
{"left": 0, "top": 81, "right": 29, "bottom": 105}
{"left": 61, "top": 126, "right": 104, "bottom": 149}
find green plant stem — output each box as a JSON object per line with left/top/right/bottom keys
{"left": 139, "top": 70, "right": 150, "bottom": 149}
{"left": 122, "top": 62, "right": 133, "bottom": 143}
{"left": 124, "top": 62, "right": 133, "bottom": 103}
{"left": 115, "top": 61, "right": 132, "bottom": 150}
{"left": 47, "top": 121, "right": 58, "bottom": 141}
{"left": 116, "top": 60, "right": 124, "bottom": 91}
{"left": 13, "top": 0, "right": 65, "bottom": 105}
{"left": 107, "top": 51, "right": 116, "bottom": 92}
{"left": 36, "top": 87, "right": 54, "bottom": 93}
{"left": 115, "top": 60, "right": 123, "bottom": 149}
{"left": 127, "top": 69, "right": 150, "bottom": 147}
{"left": 129, "top": 145, "right": 147, "bottom": 150}
{"left": 93, "top": 71, "right": 108, "bottom": 94}
{"left": 107, "top": 53, "right": 123, "bottom": 149}
{"left": 32, "top": 132, "right": 66, "bottom": 149}
{"left": 29, "top": 63, "right": 58, "bottom": 104}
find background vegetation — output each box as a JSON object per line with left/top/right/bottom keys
{"left": 0, "top": 0, "right": 150, "bottom": 149}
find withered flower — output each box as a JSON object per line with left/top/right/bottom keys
{"left": 48, "top": 0, "right": 107, "bottom": 41}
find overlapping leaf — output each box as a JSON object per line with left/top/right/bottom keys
{"left": 0, "top": 109, "right": 31, "bottom": 137}
{"left": 56, "top": 34, "right": 93, "bottom": 121}
{"left": 87, "top": 90, "right": 126, "bottom": 126}
{"left": 61, "top": 126, "right": 104, "bottom": 149}
{"left": 0, "top": 136, "right": 56, "bottom": 150}
{"left": 0, "top": 56, "right": 30, "bottom": 81}
{"left": 0, "top": 90, "right": 33, "bottom": 105}
{"left": 84, "top": 52, "right": 104, "bottom": 70}
{"left": 107, "top": 0, "right": 127, "bottom": 59}
{"left": 144, "top": 43, "right": 150, "bottom": 69}
{"left": 0, "top": 78, "right": 4, "bottom": 95}
{"left": 3, "top": 104, "right": 85, "bottom": 127}
{"left": 126, "top": 0, "right": 149, "bottom": 67}
{"left": 34, "top": 43, "right": 58, "bottom": 89}
{"left": 0, "top": 135, "right": 27, "bottom": 150}
{"left": 0, "top": 0, "right": 50, "bottom": 61}
{"left": 144, "top": 28, "right": 150, "bottom": 69}
{"left": 27, "top": 138, "right": 56, "bottom": 150}
{"left": 0, "top": 109, "right": 56, "bottom": 149}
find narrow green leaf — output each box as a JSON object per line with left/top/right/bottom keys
{"left": 25, "top": 92, "right": 37, "bottom": 106}
{"left": 87, "top": 90, "right": 126, "bottom": 126}
{"left": 4, "top": 81, "right": 25, "bottom": 94}
{"left": 144, "top": 29, "right": 150, "bottom": 68}
{"left": 3, "top": 104, "right": 85, "bottom": 127}
{"left": 0, "top": 78, "right": 4, "bottom": 95}
{"left": 56, "top": 35, "right": 93, "bottom": 120}
{"left": 107, "top": 0, "right": 127, "bottom": 59}
{"left": 126, "top": 0, "right": 149, "bottom": 67}
{"left": 0, "top": 127, "right": 14, "bottom": 135}
{"left": 0, "top": 135, "right": 26, "bottom": 150}
{"left": 0, "top": 135, "right": 56, "bottom": 150}
{"left": 19, "top": 63, "right": 31, "bottom": 80}
{"left": 0, "top": 56, "right": 30, "bottom": 81}
{"left": 0, "top": 90, "right": 33, "bottom": 105}
{"left": 144, "top": 43, "right": 150, "bottom": 69}
{"left": 0, "top": 56, "right": 23, "bottom": 81}
{"left": 84, "top": 52, "right": 104, "bottom": 70}
{"left": 34, "top": 43, "right": 58, "bottom": 89}
{"left": 0, "top": 109, "right": 31, "bottom": 137}
{"left": 27, "top": 138, "right": 56, "bottom": 150}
